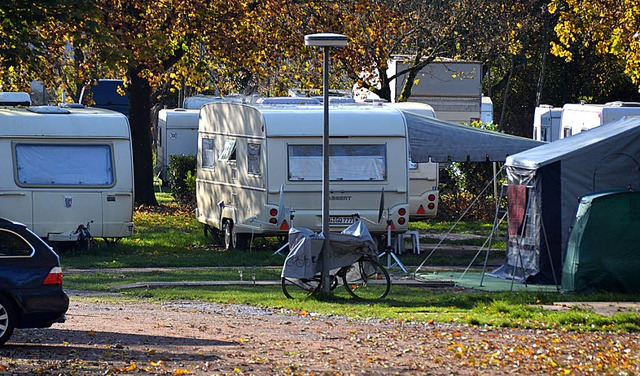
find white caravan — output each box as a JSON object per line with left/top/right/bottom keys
{"left": 0, "top": 97, "right": 134, "bottom": 244}
{"left": 196, "top": 102, "right": 410, "bottom": 249}
{"left": 560, "top": 101, "right": 640, "bottom": 138}
{"left": 532, "top": 104, "right": 562, "bottom": 142}
{"left": 156, "top": 108, "right": 200, "bottom": 181}
{"left": 384, "top": 102, "right": 439, "bottom": 220}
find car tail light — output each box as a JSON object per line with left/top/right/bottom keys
{"left": 43, "top": 266, "right": 63, "bottom": 285}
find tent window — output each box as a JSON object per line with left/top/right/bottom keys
{"left": 563, "top": 128, "right": 572, "bottom": 138}
{"left": 247, "top": 143, "right": 261, "bottom": 175}
{"left": 202, "top": 137, "right": 215, "bottom": 169}
{"left": 15, "top": 144, "right": 114, "bottom": 186}
{"left": 288, "top": 144, "right": 386, "bottom": 181}
{"left": 0, "top": 229, "right": 34, "bottom": 257}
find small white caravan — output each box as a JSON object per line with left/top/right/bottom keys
{"left": 532, "top": 104, "right": 562, "bottom": 142}
{"left": 196, "top": 102, "right": 410, "bottom": 249}
{"left": 156, "top": 108, "right": 200, "bottom": 180}
{"left": 560, "top": 101, "right": 640, "bottom": 138}
{"left": 0, "top": 97, "right": 134, "bottom": 244}
{"left": 384, "top": 102, "right": 439, "bottom": 220}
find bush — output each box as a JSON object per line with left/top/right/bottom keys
{"left": 438, "top": 161, "right": 505, "bottom": 221}
{"left": 168, "top": 155, "right": 196, "bottom": 208}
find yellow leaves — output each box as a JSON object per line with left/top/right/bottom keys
{"left": 550, "top": 42, "right": 573, "bottom": 62}
{"left": 174, "top": 368, "right": 191, "bottom": 375}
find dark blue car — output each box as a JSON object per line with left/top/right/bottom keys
{"left": 0, "top": 218, "right": 69, "bottom": 346}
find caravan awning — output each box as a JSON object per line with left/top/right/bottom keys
{"left": 402, "top": 111, "right": 544, "bottom": 163}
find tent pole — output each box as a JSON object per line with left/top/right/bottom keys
{"left": 539, "top": 218, "right": 562, "bottom": 291}
{"left": 413, "top": 168, "right": 500, "bottom": 279}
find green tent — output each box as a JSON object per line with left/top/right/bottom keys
{"left": 562, "top": 190, "right": 640, "bottom": 293}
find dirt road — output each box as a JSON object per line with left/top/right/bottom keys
{"left": 1, "top": 294, "right": 639, "bottom": 375}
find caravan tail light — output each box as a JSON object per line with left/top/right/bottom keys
{"left": 398, "top": 208, "right": 406, "bottom": 216}
{"left": 269, "top": 208, "right": 278, "bottom": 216}
{"left": 428, "top": 203, "right": 435, "bottom": 210}
{"left": 428, "top": 194, "right": 436, "bottom": 201}
{"left": 43, "top": 267, "right": 63, "bottom": 285}
{"left": 398, "top": 217, "right": 406, "bottom": 225}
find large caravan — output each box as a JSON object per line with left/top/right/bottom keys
{"left": 0, "top": 95, "right": 134, "bottom": 244}
{"left": 384, "top": 102, "right": 439, "bottom": 220}
{"left": 532, "top": 104, "right": 562, "bottom": 142}
{"left": 156, "top": 108, "right": 200, "bottom": 181}
{"left": 196, "top": 102, "right": 410, "bottom": 249}
{"left": 560, "top": 101, "right": 640, "bottom": 138}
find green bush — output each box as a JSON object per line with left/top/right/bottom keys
{"left": 168, "top": 155, "right": 196, "bottom": 208}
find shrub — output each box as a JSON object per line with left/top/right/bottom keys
{"left": 168, "top": 155, "right": 196, "bottom": 208}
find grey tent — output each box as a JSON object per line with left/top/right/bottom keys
{"left": 562, "top": 190, "right": 640, "bottom": 293}
{"left": 401, "top": 111, "right": 544, "bottom": 163}
{"left": 491, "top": 116, "right": 640, "bottom": 285}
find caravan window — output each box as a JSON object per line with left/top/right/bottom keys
{"left": 288, "top": 144, "right": 386, "bottom": 181}
{"left": 202, "top": 137, "right": 216, "bottom": 169}
{"left": 247, "top": 143, "right": 261, "bottom": 175}
{"left": 15, "top": 144, "right": 114, "bottom": 186}
{"left": 219, "top": 139, "right": 236, "bottom": 162}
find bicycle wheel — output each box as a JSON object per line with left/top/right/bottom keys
{"left": 341, "top": 258, "right": 391, "bottom": 300}
{"left": 281, "top": 276, "right": 322, "bottom": 299}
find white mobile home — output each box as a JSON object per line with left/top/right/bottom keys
{"left": 387, "top": 57, "right": 483, "bottom": 124}
{"left": 0, "top": 101, "right": 134, "bottom": 244}
{"left": 156, "top": 108, "right": 200, "bottom": 180}
{"left": 196, "top": 102, "right": 410, "bottom": 250}
{"left": 560, "top": 101, "right": 640, "bottom": 138}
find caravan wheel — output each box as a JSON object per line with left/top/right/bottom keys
{"left": 222, "top": 220, "right": 234, "bottom": 250}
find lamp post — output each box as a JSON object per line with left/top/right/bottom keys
{"left": 304, "top": 33, "right": 348, "bottom": 295}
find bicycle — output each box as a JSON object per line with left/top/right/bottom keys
{"left": 281, "top": 254, "right": 391, "bottom": 300}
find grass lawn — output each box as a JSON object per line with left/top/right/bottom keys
{"left": 61, "top": 193, "right": 640, "bottom": 333}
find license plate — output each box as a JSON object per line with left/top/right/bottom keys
{"left": 329, "top": 216, "right": 355, "bottom": 226}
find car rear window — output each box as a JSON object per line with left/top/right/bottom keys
{"left": 0, "top": 229, "right": 34, "bottom": 257}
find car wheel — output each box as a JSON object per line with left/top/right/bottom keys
{"left": 0, "top": 295, "right": 16, "bottom": 346}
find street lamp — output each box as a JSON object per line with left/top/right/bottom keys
{"left": 304, "top": 33, "right": 348, "bottom": 295}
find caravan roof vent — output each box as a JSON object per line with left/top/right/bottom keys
{"left": 604, "top": 101, "right": 640, "bottom": 108}
{"left": 27, "top": 106, "right": 71, "bottom": 114}
{"left": 0, "top": 92, "right": 31, "bottom": 106}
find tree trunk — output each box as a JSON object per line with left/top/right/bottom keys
{"left": 128, "top": 66, "right": 158, "bottom": 206}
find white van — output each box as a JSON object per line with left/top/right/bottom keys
{"left": 196, "top": 102, "right": 410, "bottom": 249}
{"left": 0, "top": 98, "right": 134, "bottom": 244}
